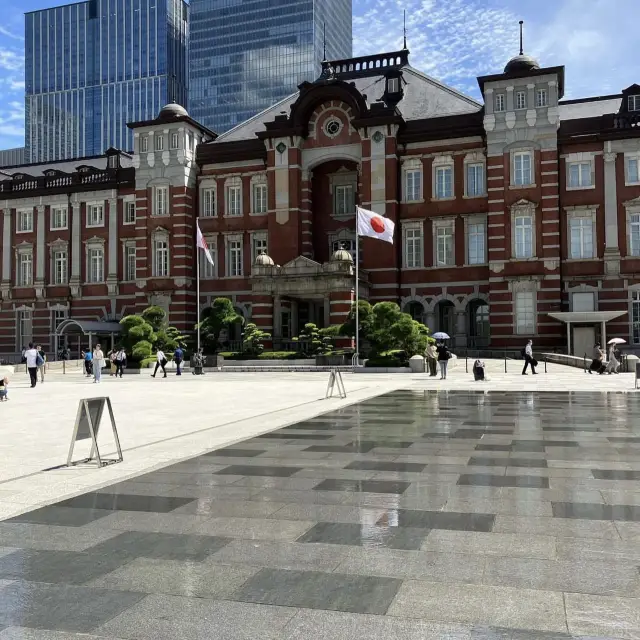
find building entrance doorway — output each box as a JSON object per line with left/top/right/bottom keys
{"left": 573, "top": 326, "right": 596, "bottom": 358}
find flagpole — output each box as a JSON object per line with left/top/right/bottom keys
{"left": 196, "top": 217, "right": 201, "bottom": 353}
{"left": 355, "top": 208, "right": 359, "bottom": 367}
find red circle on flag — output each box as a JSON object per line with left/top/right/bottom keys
{"left": 370, "top": 216, "right": 385, "bottom": 233}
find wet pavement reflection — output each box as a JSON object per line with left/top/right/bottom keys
{"left": 0, "top": 390, "right": 639, "bottom": 638}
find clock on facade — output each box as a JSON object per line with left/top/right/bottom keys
{"left": 324, "top": 118, "right": 342, "bottom": 137}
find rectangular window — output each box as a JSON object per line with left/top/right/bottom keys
{"left": 630, "top": 214, "right": 640, "bottom": 256}
{"left": 626, "top": 157, "right": 639, "bottom": 184}
{"left": 466, "top": 163, "right": 485, "bottom": 197}
{"left": 467, "top": 221, "right": 486, "bottom": 265}
{"left": 567, "top": 161, "right": 592, "bottom": 188}
{"left": 632, "top": 290, "right": 640, "bottom": 344}
{"left": 334, "top": 184, "right": 355, "bottom": 215}
{"left": 628, "top": 95, "right": 640, "bottom": 112}
{"left": 18, "top": 210, "right": 33, "bottom": 232}
{"left": 170, "top": 132, "right": 179, "bottom": 149}
{"left": 403, "top": 226, "right": 423, "bottom": 268}
{"left": 227, "top": 186, "right": 242, "bottom": 216}
{"left": 124, "top": 201, "right": 136, "bottom": 224}
{"left": 227, "top": 238, "right": 243, "bottom": 277}
{"left": 405, "top": 169, "right": 421, "bottom": 201}
{"left": 202, "top": 188, "right": 216, "bottom": 217}
{"left": 52, "top": 309, "right": 67, "bottom": 352}
{"left": 536, "top": 89, "right": 548, "bottom": 107}
{"left": 88, "top": 248, "right": 104, "bottom": 283}
{"left": 140, "top": 136, "right": 148, "bottom": 153}
{"left": 200, "top": 241, "right": 217, "bottom": 279}
{"left": 515, "top": 91, "right": 527, "bottom": 110}
{"left": 495, "top": 93, "right": 505, "bottom": 112}
{"left": 572, "top": 292, "right": 595, "bottom": 312}
{"left": 125, "top": 246, "right": 136, "bottom": 281}
{"left": 436, "top": 225, "right": 454, "bottom": 266}
{"left": 434, "top": 166, "right": 453, "bottom": 199}
{"left": 154, "top": 187, "right": 168, "bottom": 216}
{"left": 17, "top": 310, "right": 32, "bottom": 348}
{"left": 154, "top": 240, "right": 169, "bottom": 277}
{"left": 253, "top": 183, "right": 268, "bottom": 214}
{"left": 252, "top": 234, "right": 268, "bottom": 263}
{"left": 570, "top": 217, "right": 594, "bottom": 259}
{"left": 17, "top": 252, "right": 33, "bottom": 286}
{"left": 51, "top": 207, "right": 68, "bottom": 229}
{"left": 87, "top": 204, "right": 104, "bottom": 227}
{"left": 53, "top": 250, "right": 67, "bottom": 284}
{"left": 154, "top": 135, "right": 164, "bottom": 151}
{"left": 514, "top": 215, "right": 533, "bottom": 258}
{"left": 513, "top": 152, "right": 533, "bottom": 186}
{"left": 515, "top": 291, "right": 535, "bottom": 335}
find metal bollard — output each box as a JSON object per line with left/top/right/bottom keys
{"left": 504, "top": 354, "right": 507, "bottom": 373}
{"left": 544, "top": 357, "right": 547, "bottom": 374}
{"left": 584, "top": 353, "right": 587, "bottom": 373}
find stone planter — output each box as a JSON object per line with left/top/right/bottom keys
{"left": 316, "top": 354, "right": 350, "bottom": 366}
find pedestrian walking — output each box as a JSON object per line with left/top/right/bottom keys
{"left": 152, "top": 348, "right": 168, "bottom": 378}
{"left": 522, "top": 339, "right": 538, "bottom": 375}
{"left": 437, "top": 342, "right": 451, "bottom": 380}
{"left": 82, "top": 349, "right": 93, "bottom": 377}
{"left": 425, "top": 342, "right": 438, "bottom": 377}
{"left": 93, "top": 344, "right": 105, "bottom": 383}
{"left": 589, "top": 343, "right": 605, "bottom": 374}
{"left": 36, "top": 345, "right": 46, "bottom": 383}
{"left": 173, "top": 346, "right": 184, "bottom": 376}
{"left": 0, "top": 376, "right": 9, "bottom": 401}
{"left": 108, "top": 350, "right": 117, "bottom": 376}
{"left": 25, "top": 343, "right": 39, "bottom": 388}
{"left": 115, "top": 347, "right": 127, "bottom": 378}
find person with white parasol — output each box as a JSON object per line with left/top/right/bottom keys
{"left": 606, "top": 338, "right": 625, "bottom": 374}
{"left": 432, "top": 332, "right": 452, "bottom": 380}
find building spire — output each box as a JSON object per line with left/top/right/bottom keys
{"left": 403, "top": 10, "right": 408, "bottom": 50}
{"left": 519, "top": 20, "right": 524, "bottom": 55}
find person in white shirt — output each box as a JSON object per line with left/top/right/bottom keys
{"left": 115, "top": 347, "right": 127, "bottom": 378}
{"left": 93, "top": 344, "right": 105, "bottom": 383}
{"left": 522, "top": 340, "right": 537, "bottom": 375}
{"left": 24, "top": 342, "right": 39, "bottom": 388}
{"left": 152, "top": 349, "right": 167, "bottom": 378}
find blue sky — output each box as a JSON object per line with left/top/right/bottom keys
{"left": 0, "top": 0, "right": 638, "bottom": 150}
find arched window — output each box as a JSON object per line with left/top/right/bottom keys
{"left": 404, "top": 301, "right": 425, "bottom": 324}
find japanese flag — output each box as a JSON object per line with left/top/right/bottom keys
{"left": 196, "top": 221, "right": 214, "bottom": 266}
{"left": 356, "top": 206, "right": 395, "bottom": 244}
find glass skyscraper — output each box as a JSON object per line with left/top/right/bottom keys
{"left": 25, "top": 0, "right": 189, "bottom": 163}
{"left": 189, "top": 0, "right": 352, "bottom": 134}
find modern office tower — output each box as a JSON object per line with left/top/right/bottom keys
{"left": 25, "top": 0, "right": 189, "bottom": 163}
{"left": 189, "top": 0, "right": 352, "bottom": 133}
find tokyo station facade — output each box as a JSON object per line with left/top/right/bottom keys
{"left": 1, "top": 45, "right": 640, "bottom": 357}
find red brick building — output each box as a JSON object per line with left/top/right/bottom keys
{"left": 1, "top": 48, "right": 640, "bottom": 357}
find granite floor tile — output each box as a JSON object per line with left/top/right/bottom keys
{"left": 55, "top": 493, "right": 194, "bottom": 513}
{"left": 232, "top": 567, "right": 402, "bottom": 615}
{"left": 443, "top": 498, "right": 553, "bottom": 517}
{"left": 95, "top": 510, "right": 210, "bottom": 534}
{"left": 230, "top": 476, "right": 321, "bottom": 490}
{"left": 387, "top": 581, "right": 567, "bottom": 633}
{"left": 88, "top": 557, "right": 258, "bottom": 598}
{"left": 312, "top": 478, "right": 411, "bottom": 494}
{"left": 0, "top": 548, "right": 129, "bottom": 584}
{"left": 203, "top": 448, "right": 266, "bottom": 457}
{"left": 458, "top": 474, "right": 550, "bottom": 489}
{"left": 214, "top": 465, "right": 301, "bottom": 477}
{"left": 166, "top": 485, "right": 258, "bottom": 500}
{"left": 614, "top": 522, "right": 640, "bottom": 541}
{"left": 552, "top": 502, "right": 640, "bottom": 521}
{"left": 194, "top": 516, "right": 314, "bottom": 541}
{"left": 422, "top": 530, "right": 557, "bottom": 559}
{"left": 345, "top": 461, "right": 427, "bottom": 473}
{"left": 84, "top": 530, "right": 231, "bottom": 562}
{"left": 250, "top": 488, "right": 350, "bottom": 505}
{"left": 95, "top": 594, "right": 297, "bottom": 640}
{"left": 256, "top": 433, "right": 335, "bottom": 440}
{"left": 303, "top": 443, "right": 378, "bottom": 453}
{"left": 95, "top": 482, "right": 184, "bottom": 497}
{"left": 138, "top": 471, "right": 241, "bottom": 487}
{"left": 269, "top": 503, "right": 387, "bottom": 525}
{"left": 281, "top": 423, "right": 354, "bottom": 431}
{"left": 473, "top": 444, "right": 513, "bottom": 451}
{"left": 592, "top": 470, "right": 640, "bottom": 481}
{"left": 565, "top": 592, "right": 640, "bottom": 638}
{"left": 0, "top": 522, "right": 123, "bottom": 551}
{"left": 469, "top": 457, "right": 548, "bottom": 469}
{"left": 493, "top": 515, "right": 621, "bottom": 539}
{"left": 0, "top": 629, "right": 131, "bottom": 640}
{"left": 0, "top": 581, "right": 145, "bottom": 632}
{"left": 296, "top": 521, "right": 430, "bottom": 550}
{"left": 556, "top": 536, "right": 640, "bottom": 563}
{"left": 6, "top": 506, "right": 113, "bottom": 527}
{"left": 381, "top": 509, "right": 495, "bottom": 532}
{"left": 279, "top": 608, "right": 474, "bottom": 640}
{"left": 170, "top": 497, "right": 286, "bottom": 518}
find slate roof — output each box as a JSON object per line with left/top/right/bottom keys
{"left": 559, "top": 97, "right": 622, "bottom": 121}
{"left": 0, "top": 153, "right": 133, "bottom": 177}
{"left": 216, "top": 65, "right": 482, "bottom": 143}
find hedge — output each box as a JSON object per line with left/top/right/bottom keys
{"left": 218, "top": 351, "right": 300, "bottom": 361}
{"left": 364, "top": 349, "right": 409, "bottom": 368}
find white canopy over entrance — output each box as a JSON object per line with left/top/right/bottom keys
{"left": 548, "top": 311, "right": 626, "bottom": 355}
{"left": 56, "top": 319, "right": 122, "bottom": 353}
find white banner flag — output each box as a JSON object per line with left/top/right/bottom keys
{"left": 356, "top": 206, "right": 395, "bottom": 244}
{"left": 196, "top": 221, "right": 214, "bottom": 266}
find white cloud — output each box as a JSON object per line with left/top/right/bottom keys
{"left": 0, "top": 25, "right": 23, "bottom": 41}
{"left": 0, "top": 48, "right": 24, "bottom": 73}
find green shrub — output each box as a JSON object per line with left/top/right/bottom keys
{"left": 365, "top": 355, "right": 408, "bottom": 368}
{"left": 218, "top": 351, "right": 300, "bottom": 361}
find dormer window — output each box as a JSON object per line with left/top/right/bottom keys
{"left": 387, "top": 77, "right": 400, "bottom": 93}
{"left": 108, "top": 154, "right": 118, "bottom": 169}
{"left": 13, "top": 174, "right": 23, "bottom": 180}
{"left": 629, "top": 95, "right": 640, "bottom": 112}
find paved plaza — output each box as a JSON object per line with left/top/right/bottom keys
{"left": 0, "top": 366, "right": 640, "bottom": 638}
